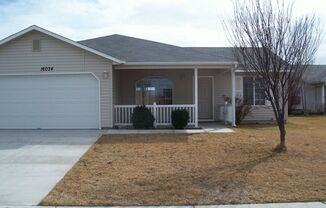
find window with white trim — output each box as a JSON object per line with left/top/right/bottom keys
{"left": 135, "top": 77, "right": 173, "bottom": 105}
{"left": 243, "top": 77, "right": 265, "bottom": 105}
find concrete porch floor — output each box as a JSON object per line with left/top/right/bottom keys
{"left": 105, "top": 123, "right": 234, "bottom": 134}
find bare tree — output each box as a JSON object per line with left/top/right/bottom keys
{"left": 224, "top": 0, "right": 322, "bottom": 152}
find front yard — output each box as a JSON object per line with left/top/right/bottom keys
{"left": 41, "top": 116, "right": 326, "bottom": 206}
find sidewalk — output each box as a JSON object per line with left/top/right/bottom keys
{"left": 195, "top": 202, "right": 326, "bottom": 207}
{"left": 105, "top": 123, "right": 234, "bottom": 134}
{"left": 1, "top": 202, "right": 325, "bottom": 208}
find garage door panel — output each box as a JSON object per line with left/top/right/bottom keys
{"left": 0, "top": 74, "right": 99, "bottom": 129}
{"left": 0, "top": 104, "right": 98, "bottom": 114}
{"left": 0, "top": 116, "right": 97, "bottom": 129}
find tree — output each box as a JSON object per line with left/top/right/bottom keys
{"left": 224, "top": 0, "right": 322, "bottom": 152}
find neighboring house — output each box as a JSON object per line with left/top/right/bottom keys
{"left": 291, "top": 65, "right": 326, "bottom": 113}
{"left": 0, "top": 25, "right": 278, "bottom": 129}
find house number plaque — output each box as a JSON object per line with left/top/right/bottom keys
{"left": 40, "top": 67, "right": 54, "bottom": 71}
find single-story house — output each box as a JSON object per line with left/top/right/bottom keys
{"left": 0, "top": 25, "right": 278, "bottom": 129}
{"left": 291, "top": 65, "right": 326, "bottom": 113}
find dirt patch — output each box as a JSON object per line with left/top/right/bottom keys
{"left": 41, "top": 116, "right": 326, "bottom": 205}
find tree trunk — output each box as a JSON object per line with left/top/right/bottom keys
{"left": 274, "top": 120, "right": 287, "bottom": 152}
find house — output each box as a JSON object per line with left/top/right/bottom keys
{"left": 290, "top": 65, "right": 326, "bottom": 113}
{"left": 0, "top": 25, "right": 278, "bottom": 129}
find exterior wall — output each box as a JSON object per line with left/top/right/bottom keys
{"left": 114, "top": 69, "right": 281, "bottom": 122}
{"left": 235, "top": 74, "right": 277, "bottom": 122}
{"left": 112, "top": 67, "right": 120, "bottom": 105}
{"left": 198, "top": 69, "right": 232, "bottom": 120}
{"left": 115, "top": 68, "right": 194, "bottom": 105}
{"left": 115, "top": 68, "right": 232, "bottom": 121}
{"left": 0, "top": 30, "right": 114, "bottom": 128}
{"left": 302, "top": 83, "right": 325, "bottom": 113}
{"left": 304, "top": 84, "right": 317, "bottom": 112}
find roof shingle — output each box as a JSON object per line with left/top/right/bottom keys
{"left": 303, "top": 65, "right": 326, "bottom": 83}
{"left": 79, "top": 34, "right": 325, "bottom": 83}
{"left": 78, "top": 34, "right": 237, "bottom": 63}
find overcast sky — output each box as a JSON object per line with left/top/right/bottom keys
{"left": 0, "top": 0, "right": 325, "bottom": 63}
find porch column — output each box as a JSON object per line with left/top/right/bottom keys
{"left": 321, "top": 83, "right": 325, "bottom": 108}
{"left": 194, "top": 68, "right": 198, "bottom": 127}
{"left": 231, "top": 66, "right": 236, "bottom": 127}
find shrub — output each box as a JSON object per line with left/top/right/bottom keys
{"left": 171, "top": 109, "right": 189, "bottom": 129}
{"left": 235, "top": 96, "right": 252, "bottom": 125}
{"left": 131, "top": 106, "right": 155, "bottom": 129}
{"left": 316, "top": 103, "right": 326, "bottom": 114}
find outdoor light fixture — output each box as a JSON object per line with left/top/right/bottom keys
{"left": 102, "top": 71, "right": 109, "bottom": 79}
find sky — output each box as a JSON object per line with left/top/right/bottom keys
{"left": 0, "top": 0, "right": 325, "bottom": 63}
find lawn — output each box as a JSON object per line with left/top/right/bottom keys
{"left": 41, "top": 116, "right": 326, "bottom": 206}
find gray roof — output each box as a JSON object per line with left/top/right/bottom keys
{"left": 303, "top": 65, "right": 326, "bottom": 84}
{"left": 78, "top": 34, "right": 237, "bottom": 63}
{"left": 78, "top": 35, "right": 325, "bottom": 83}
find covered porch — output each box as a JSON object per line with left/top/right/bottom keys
{"left": 112, "top": 64, "right": 237, "bottom": 128}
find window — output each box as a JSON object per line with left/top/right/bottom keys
{"left": 32, "top": 39, "right": 41, "bottom": 51}
{"left": 291, "top": 95, "right": 301, "bottom": 105}
{"left": 243, "top": 77, "right": 266, "bottom": 105}
{"left": 136, "top": 77, "right": 172, "bottom": 105}
{"left": 243, "top": 77, "right": 254, "bottom": 105}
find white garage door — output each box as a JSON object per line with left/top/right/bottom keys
{"left": 0, "top": 74, "right": 100, "bottom": 129}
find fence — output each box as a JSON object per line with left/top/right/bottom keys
{"left": 114, "top": 103, "right": 196, "bottom": 126}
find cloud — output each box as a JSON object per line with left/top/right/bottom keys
{"left": 0, "top": 0, "right": 325, "bottom": 63}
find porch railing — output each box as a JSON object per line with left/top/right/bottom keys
{"left": 114, "top": 104, "right": 196, "bottom": 126}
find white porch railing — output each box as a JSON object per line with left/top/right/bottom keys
{"left": 114, "top": 104, "right": 196, "bottom": 126}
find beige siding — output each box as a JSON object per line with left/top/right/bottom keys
{"left": 198, "top": 69, "right": 232, "bottom": 120}
{"left": 244, "top": 106, "right": 276, "bottom": 121}
{"left": 115, "top": 69, "right": 194, "bottom": 105}
{"left": 303, "top": 84, "right": 316, "bottom": 112}
{"left": 115, "top": 69, "right": 281, "bottom": 122}
{"left": 235, "top": 74, "right": 277, "bottom": 122}
{"left": 0, "top": 30, "right": 114, "bottom": 127}
{"left": 112, "top": 67, "right": 120, "bottom": 105}
{"left": 115, "top": 68, "right": 233, "bottom": 121}
{"left": 303, "top": 84, "right": 325, "bottom": 113}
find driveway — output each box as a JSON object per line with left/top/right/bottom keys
{"left": 0, "top": 130, "right": 101, "bottom": 206}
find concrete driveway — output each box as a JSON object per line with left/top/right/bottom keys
{"left": 0, "top": 130, "right": 101, "bottom": 206}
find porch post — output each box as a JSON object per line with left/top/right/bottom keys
{"left": 194, "top": 68, "right": 198, "bottom": 127}
{"left": 321, "top": 84, "right": 325, "bottom": 110}
{"left": 153, "top": 102, "right": 157, "bottom": 127}
{"left": 231, "top": 66, "right": 236, "bottom": 127}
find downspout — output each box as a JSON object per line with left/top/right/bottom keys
{"left": 231, "top": 64, "right": 237, "bottom": 127}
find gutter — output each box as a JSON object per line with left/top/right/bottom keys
{"left": 121, "top": 61, "right": 238, "bottom": 66}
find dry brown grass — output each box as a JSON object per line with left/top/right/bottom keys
{"left": 41, "top": 116, "right": 326, "bottom": 206}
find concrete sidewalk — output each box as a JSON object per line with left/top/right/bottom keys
{"left": 1, "top": 202, "right": 325, "bottom": 208}
{"left": 105, "top": 124, "right": 234, "bottom": 134}
{"left": 0, "top": 130, "right": 101, "bottom": 206}
{"left": 195, "top": 202, "right": 326, "bottom": 207}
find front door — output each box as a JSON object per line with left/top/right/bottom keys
{"left": 198, "top": 77, "right": 213, "bottom": 120}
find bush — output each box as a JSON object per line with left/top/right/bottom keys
{"left": 235, "top": 96, "right": 252, "bottom": 125}
{"left": 131, "top": 106, "right": 155, "bottom": 129}
{"left": 315, "top": 103, "right": 326, "bottom": 114}
{"left": 171, "top": 109, "right": 189, "bottom": 129}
